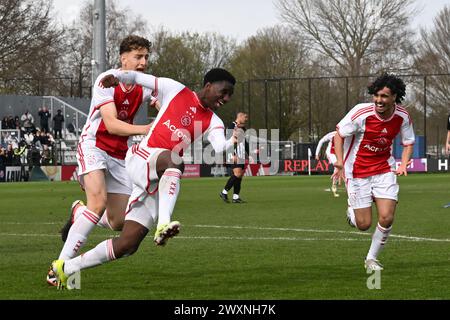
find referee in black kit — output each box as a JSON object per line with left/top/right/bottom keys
{"left": 220, "top": 112, "right": 249, "bottom": 203}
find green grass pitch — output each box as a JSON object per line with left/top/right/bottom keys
{"left": 0, "top": 174, "right": 449, "bottom": 300}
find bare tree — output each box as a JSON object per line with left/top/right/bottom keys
{"left": 148, "top": 29, "right": 236, "bottom": 87}
{"left": 63, "top": 0, "right": 149, "bottom": 97}
{"left": 414, "top": 5, "right": 450, "bottom": 109}
{"left": 0, "top": 0, "right": 65, "bottom": 94}
{"left": 413, "top": 6, "right": 450, "bottom": 152}
{"left": 229, "top": 26, "right": 310, "bottom": 139}
{"left": 275, "top": 0, "right": 417, "bottom": 76}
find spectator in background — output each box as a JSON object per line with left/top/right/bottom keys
{"left": 38, "top": 107, "right": 51, "bottom": 133}
{"left": 2, "top": 117, "right": 9, "bottom": 129}
{"left": 7, "top": 116, "right": 15, "bottom": 129}
{"left": 5, "top": 144, "right": 15, "bottom": 165}
{"left": 21, "top": 110, "right": 35, "bottom": 133}
{"left": 53, "top": 109, "right": 64, "bottom": 139}
{"left": 46, "top": 131, "right": 55, "bottom": 146}
{"left": 39, "top": 130, "right": 50, "bottom": 147}
{"left": 41, "top": 144, "right": 52, "bottom": 165}
{"left": 0, "top": 147, "right": 7, "bottom": 165}
{"left": 14, "top": 116, "right": 20, "bottom": 130}
{"left": 24, "top": 131, "right": 34, "bottom": 146}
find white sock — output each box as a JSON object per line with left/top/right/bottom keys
{"left": 74, "top": 205, "right": 112, "bottom": 230}
{"left": 96, "top": 210, "right": 113, "bottom": 230}
{"left": 58, "top": 208, "right": 100, "bottom": 260}
{"left": 222, "top": 189, "right": 228, "bottom": 194}
{"left": 366, "top": 223, "right": 392, "bottom": 261}
{"left": 233, "top": 194, "right": 240, "bottom": 200}
{"left": 73, "top": 205, "right": 85, "bottom": 221}
{"left": 64, "top": 239, "right": 116, "bottom": 275}
{"left": 157, "top": 168, "right": 182, "bottom": 227}
{"left": 347, "top": 207, "right": 356, "bottom": 226}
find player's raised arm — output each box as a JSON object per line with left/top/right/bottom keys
{"left": 101, "top": 70, "right": 157, "bottom": 90}
{"left": 100, "top": 103, "right": 151, "bottom": 137}
{"left": 331, "top": 133, "right": 345, "bottom": 184}
{"left": 206, "top": 115, "right": 237, "bottom": 153}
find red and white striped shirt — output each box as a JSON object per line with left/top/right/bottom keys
{"left": 79, "top": 69, "right": 153, "bottom": 159}
{"left": 336, "top": 103, "right": 415, "bottom": 179}
{"left": 125, "top": 73, "right": 231, "bottom": 156}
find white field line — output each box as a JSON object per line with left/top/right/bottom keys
{"left": 1, "top": 223, "right": 450, "bottom": 243}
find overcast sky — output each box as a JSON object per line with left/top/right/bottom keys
{"left": 52, "top": 0, "right": 449, "bottom": 43}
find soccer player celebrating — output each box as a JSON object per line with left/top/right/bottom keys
{"left": 50, "top": 68, "right": 238, "bottom": 289}
{"left": 315, "top": 131, "right": 340, "bottom": 197}
{"left": 220, "top": 112, "right": 249, "bottom": 203}
{"left": 46, "top": 35, "right": 154, "bottom": 286}
{"left": 332, "top": 74, "right": 415, "bottom": 272}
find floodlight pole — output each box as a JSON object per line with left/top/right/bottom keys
{"left": 92, "top": 0, "right": 106, "bottom": 85}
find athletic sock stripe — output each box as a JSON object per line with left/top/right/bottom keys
{"left": 377, "top": 224, "right": 391, "bottom": 233}
{"left": 136, "top": 146, "right": 150, "bottom": 157}
{"left": 82, "top": 210, "right": 100, "bottom": 224}
{"left": 136, "top": 150, "right": 149, "bottom": 160}
{"left": 163, "top": 173, "right": 181, "bottom": 178}
{"left": 107, "top": 239, "right": 116, "bottom": 260}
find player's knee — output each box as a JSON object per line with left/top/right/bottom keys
{"left": 167, "top": 153, "right": 184, "bottom": 172}
{"left": 87, "top": 193, "right": 107, "bottom": 213}
{"left": 356, "top": 220, "right": 371, "bottom": 231}
{"left": 113, "top": 237, "right": 141, "bottom": 258}
{"left": 157, "top": 151, "right": 185, "bottom": 175}
{"left": 109, "top": 219, "right": 123, "bottom": 231}
{"left": 378, "top": 216, "right": 394, "bottom": 228}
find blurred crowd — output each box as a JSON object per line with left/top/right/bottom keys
{"left": 0, "top": 106, "right": 63, "bottom": 166}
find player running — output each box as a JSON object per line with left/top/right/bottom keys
{"left": 332, "top": 73, "right": 415, "bottom": 272}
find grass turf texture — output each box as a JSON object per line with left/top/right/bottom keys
{"left": 0, "top": 174, "right": 449, "bottom": 299}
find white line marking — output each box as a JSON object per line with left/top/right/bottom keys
{"left": 1, "top": 223, "right": 450, "bottom": 243}
{"left": 191, "top": 224, "right": 450, "bottom": 242}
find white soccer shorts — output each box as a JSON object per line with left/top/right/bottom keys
{"left": 77, "top": 140, "right": 132, "bottom": 195}
{"left": 346, "top": 171, "right": 399, "bottom": 209}
{"left": 326, "top": 152, "right": 337, "bottom": 165}
{"left": 124, "top": 144, "right": 166, "bottom": 229}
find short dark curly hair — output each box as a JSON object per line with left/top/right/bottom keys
{"left": 119, "top": 35, "right": 151, "bottom": 55}
{"left": 367, "top": 73, "right": 406, "bottom": 103}
{"left": 203, "top": 68, "right": 236, "bottom": 86}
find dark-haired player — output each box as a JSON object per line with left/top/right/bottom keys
{"left": 332, "top": 73, "right": 415, "bottom": 271}
{"left": 51, "top": 68, "right": 238, "bottom": 289}
{"left": 47, "top": 35, "right": 155, "bottom": 286}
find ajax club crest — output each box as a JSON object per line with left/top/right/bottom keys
{"left": 181, "top": 115, "right": 192, "bottom": 126}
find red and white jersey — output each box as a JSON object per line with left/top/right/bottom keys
{"left": 315, "top": 131, "right": 336, "bottom": 158}
{"left": 79, "top": 69, "right": 153, "bottom": 159}
{"left": 137, "top": 76, "right": 225, "bottom": 155}
{"left": 336, "top": 103, "right": 415, "bottom": 179}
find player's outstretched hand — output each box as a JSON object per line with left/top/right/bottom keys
{"left": 331, "top": 162, "right": 344, "bottom": 185}
{"left": 395, "top": 160, "right": 412, "bottom": 176}
{"left": 100, "top": 74, "right": 120, "bottom": 88}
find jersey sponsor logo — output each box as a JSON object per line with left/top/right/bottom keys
{"left": 123, "top": 99, "right": 130, "bottom": 105}
{"left": 381, "top": 128, "right": 388, "bottom": 134}
{"left": 162, "top": 119, "right": 190, "bottom": 142}
{"left": 181, "top": 115, "right": 192, "bottom": 127}
{"left": 363, "top": 144, "right": 389, "bottom": 153}
{"left": 190, "top": 107, "right": 197, "bottom": 113}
